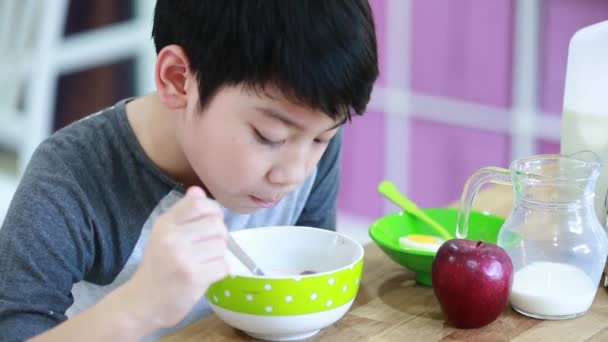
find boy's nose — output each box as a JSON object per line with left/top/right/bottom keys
{"left": 267, "top": 149, "right": 310, "bottom": 186}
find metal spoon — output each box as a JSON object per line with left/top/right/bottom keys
{"left": 159, "top": 200, "right": 265, "bottom": 276}
{"left": 226, "top": 235, "right": 265, "bottom": 276}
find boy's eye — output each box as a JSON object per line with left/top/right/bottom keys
{"left": 254, "top": 128, "right": 285, "bottom": 146}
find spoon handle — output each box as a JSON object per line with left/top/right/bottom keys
{"left": 226, "top": 235, "right": 266, "bottom": 276}
{"left": 378, "top": 181, "right": 453, "bottom": 240}
{"left": 160, "top": 199, "right": 266, "bottom": 276}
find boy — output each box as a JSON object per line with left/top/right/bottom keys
{"left": 0, "top": 1, "right": 378, "bottom": 340}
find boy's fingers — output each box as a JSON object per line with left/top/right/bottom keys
{"left": 186, "top": 186, "right": 207, "bottom": 198}
{"left": 175, "top": 216, "right": 228, "bottom": 241}
{"left": 187, "top": 237, "right": 228, "bottom": 263}
{"left": 165, "top": 194, "right": 223, "bottom": 225}
{"left": 199, "top": 258, "right": 230, "bottom": 286}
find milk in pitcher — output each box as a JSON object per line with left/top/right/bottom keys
{"left": 510, "top": 262, "right": 597, "bottom": 318}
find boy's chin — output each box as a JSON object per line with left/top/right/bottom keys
{"left": 221, "top": 195, "right": 279, "bottom": 214}
{"left": 222, "top": 202, "right": 259, "bottom": 215}
{"left": 231, "top": 207, "right": 258, "bottom": 214}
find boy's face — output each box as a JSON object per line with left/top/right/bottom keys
{"left": 176, "top": 84, "right": 340, "bottom": 214}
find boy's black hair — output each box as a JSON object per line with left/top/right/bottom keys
{"left": 152, "top": 0, "right": 378, "bottom": 122}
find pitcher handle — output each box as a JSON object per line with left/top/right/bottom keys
{"left": 456, "top": 167, "right": 512, "bottom": 239}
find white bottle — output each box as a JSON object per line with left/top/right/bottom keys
{"left": 561, "top": 20, "right": 608, "bottom": 227}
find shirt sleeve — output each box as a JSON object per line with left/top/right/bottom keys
{"left": 295, "top": 128, "right": 343, "bottom": 231}
{"left": 0, "top": 143, "right": 92, "bottom": 341}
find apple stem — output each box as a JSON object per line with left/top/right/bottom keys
{"left": 476, "top": 241, "right": 484, "bottom": 248}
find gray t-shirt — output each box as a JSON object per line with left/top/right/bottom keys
{"left": 0, "top": 99, "right": 342, "bottom": 341}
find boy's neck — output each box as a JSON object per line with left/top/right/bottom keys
{"left": 125, "top": 93, "right": 202, "bottom": 189}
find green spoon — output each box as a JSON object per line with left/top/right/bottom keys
{"left": 378, "top": 180, "right": 454, "bottom": 240}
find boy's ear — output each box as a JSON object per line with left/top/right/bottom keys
{"left": 155, "top": 45, "right": 194, "bottom": 109}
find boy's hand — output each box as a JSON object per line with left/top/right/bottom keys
{"left": 121, "top": 186, "right": 229, "bottom": 330}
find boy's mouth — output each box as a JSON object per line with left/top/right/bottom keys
{"left": 250, "top": 195, "right": 280, "bottom": 208}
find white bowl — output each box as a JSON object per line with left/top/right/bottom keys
{"left": 206, "top": 226, "right": 365, "bottom": 341}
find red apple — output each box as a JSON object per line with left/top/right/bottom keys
{"left": 431, "top": 239, "right": 513, "bottom": 329}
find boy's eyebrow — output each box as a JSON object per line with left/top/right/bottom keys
{"left": 256, "top": 107, "right": 305, "bottom": 131}
{"left": 255, "top": 106, "right": 342, "bottom": 132}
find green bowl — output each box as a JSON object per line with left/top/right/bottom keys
{"left": 369, "top": 208, "right": 505, "bottom": 287}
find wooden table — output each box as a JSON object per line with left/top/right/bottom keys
{"left": 161, "top": 186, "right": 608, "bottom": 341}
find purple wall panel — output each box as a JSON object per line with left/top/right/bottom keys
{"left": 411, "top": 0, "right": 514, "bottom": 107}
{"left": 541, "top": 0, "right": 608, "bottom": 115}
{"left": 410, "top": 1, "right": 451, "bottom": 95}
{"left": 409, "top": 118, "right": 510, "bottom": 207}
{"left": 538, "top": 140, "right": 561, "bottom": 155}
{"left": 338, "top": 112, "right": 385, "bottom": 218}
{"left": 370, "top": 0, "right": 388, "bottom": 86}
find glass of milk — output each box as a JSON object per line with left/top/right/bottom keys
{"left": 456, "top": 153, "right": 608, "bottom": 319}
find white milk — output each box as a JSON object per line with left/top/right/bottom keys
{"left": 561, "top": 109, "right": 608, "bottom": 226}
{"left": 510, "top": 262, "right": 597, "bottom": 317}
{"left": 561, "top": 20, "right": 608, "bottom": 226}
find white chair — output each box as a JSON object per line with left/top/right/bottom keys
{"left": 0, "top": 0, "right": 68, "bottom": 174}
{"left": 0, "top": 0, "right": 156, "bottom": 225}
{"left": 0, "top": 0, "right": 68, "bottom": 223}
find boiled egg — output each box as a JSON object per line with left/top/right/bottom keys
{"left": 398, "top": 234, "right": 445, "bottom": 253}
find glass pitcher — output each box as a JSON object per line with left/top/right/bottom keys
{"left": 456, "top": 152, "right": 608, "bottom": 320}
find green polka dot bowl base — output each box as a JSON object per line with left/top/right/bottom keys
{"left": 206, "top": 226, "right": 364, "bottom": 341}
